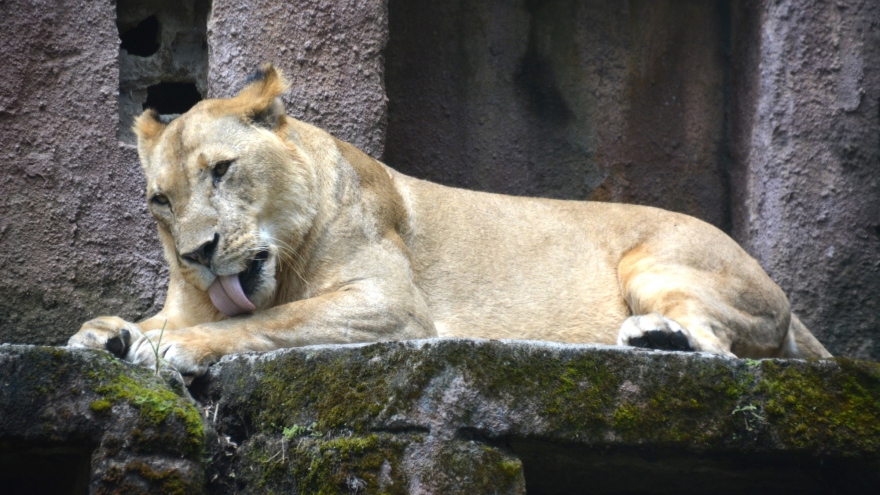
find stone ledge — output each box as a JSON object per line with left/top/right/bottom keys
{"left": 194, "top": 339, "right": 880, "bottom": 494}
{"left": 2, "top": 340, "right": 878, "bottom": 494}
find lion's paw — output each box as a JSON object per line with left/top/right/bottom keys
{"left": 68, "top": 316, "right": 137, "bottom": 357}
{"left": 125, "top": 328, "right": 217, "bottom": 378}
{"left": 617, "top": 313, "right": 695, "bottom": 352}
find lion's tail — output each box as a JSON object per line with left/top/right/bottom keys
{"left": 781, "top": 313, "right": 832, "bottom": 358}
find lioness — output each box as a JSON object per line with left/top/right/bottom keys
{"left": 69, "top": 64, "right": 831, "bottom": 377}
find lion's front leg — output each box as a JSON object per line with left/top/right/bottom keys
{"left": 129, "top": 283, "right": 436, "bottom": 379}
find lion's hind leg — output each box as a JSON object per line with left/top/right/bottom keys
{"left": 615, "top": 244, "right": 790, "bottom": 358}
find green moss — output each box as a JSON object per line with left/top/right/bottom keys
{"left": 427, "top": 443, "right": 523, "bottom": 493}
{"left": 90, "top": 399, "right": 112, "bottom": 413}
{"left": 83, "top": 353, "right": 205, "bottom": 455}
{"left": 607, "top": 361, "right": 753, "bottom": 445}
{"left": 756, "top": 358, "right": 880, "bottom": 453}
{"left": 247, "top": 433, "right": 408, "bottom": 494}
{"left": 242, "top": 341, "right": 631, "bottom": 439}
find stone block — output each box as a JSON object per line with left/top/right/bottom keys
{"left": 194, "top": 339, "right": 880, "bottom": 494}
{"left": 3, "top": 340, "right": 878, "bottom": 493}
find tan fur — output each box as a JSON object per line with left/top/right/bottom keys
{"left": 68, "top": 65, "right": 831, "bottom": 376}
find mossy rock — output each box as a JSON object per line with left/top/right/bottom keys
{"left": 0, "top": 344, "right": 207, "bottom": 494}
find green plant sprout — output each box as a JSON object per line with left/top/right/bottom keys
{"left": 135, "top": 319, "right": 168, "bottom": 376}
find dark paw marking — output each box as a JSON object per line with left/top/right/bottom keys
{"left": 629, "top": 329, "right": 694, "bottom": 352}
{"left": 105, "top": 329, "right": 130, "bottom": 358}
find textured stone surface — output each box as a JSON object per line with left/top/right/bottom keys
{"left": 194, "top": 339, "right": 880, "bottom": 494}
{"left": 385, "top": 0, "right": 729, "bottom": 229}
{"left": 0, "top": 0, "right": 165, "bottom": 346}
{"left": 729, "top": 0, "right": 880, "bottom": 360}
{"left": 0, "top": 344, "right": 206, "bottom": 494}
{"left": 207, "top": 0, "right": 389, "bottom": 158}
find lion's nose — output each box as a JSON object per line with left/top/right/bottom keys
{"left": 182, "top": 233, "right": 219, "bottom": 267}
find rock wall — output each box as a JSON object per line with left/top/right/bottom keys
{"left": 729, "top": 0, "right": 880, "bottom": 359}
{"left": 0, "top": 0, "right": 165, "bottom": 347}
{"left": 0, "top": 0, "right": 878, "bottom": 360}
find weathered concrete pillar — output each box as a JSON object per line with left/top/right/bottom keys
{"left": 0, "top": 0, "right": 165, "bottom": 346}
{"left": 730, "top": 0, "right": 880, "bottom": 360}
{"left": 208, "top": 0, "right": 389, "bottom": 158}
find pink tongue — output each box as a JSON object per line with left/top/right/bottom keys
{"left": 208, "top": 274, "right": 256, "bottom": 317}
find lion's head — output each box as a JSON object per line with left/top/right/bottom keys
{"left": 133, "top": 64, "right": 314, "bottom": 317}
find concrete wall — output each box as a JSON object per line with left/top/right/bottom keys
{"left": 208, "top": 0, "right": 388, "bottom": 157}
{"left": 0, "top": 0, "right": 877, "bottom": 360}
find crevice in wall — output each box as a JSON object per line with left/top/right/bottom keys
{"left": 119, "top": 14, "right": 160, "bottom": 57}
{"left": 512, "top": 441, "right": 826, "bottom": 495}
{"left": 117, "top": 0, "right": 211, "bottom": 143}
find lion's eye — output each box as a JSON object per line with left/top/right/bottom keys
{"left": 212, "top": 160, "right": 233, "bottom": 185}
{"left": 150, "top": 193, "right": 174, "bottom": 211}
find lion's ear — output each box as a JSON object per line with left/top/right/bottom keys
{"left": 237, "top": 63, "right": 289, "bottom": 131}
{"left": 132, "top": 109, "right": 166, "bottom": 144}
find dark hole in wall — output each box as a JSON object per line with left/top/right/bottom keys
{"left": 119, "top": 15, "right": 160, "bottom": 57}
{"left": 0, "top": 442, "right": 91, "bottom": 495}
{"left": 143, "top": 82, "right": 202, "bottom": 116}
